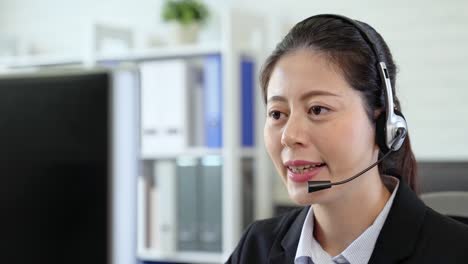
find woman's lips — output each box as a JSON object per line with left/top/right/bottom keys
{"left": 287, "top": 165, "right": 325, "bottom": 183}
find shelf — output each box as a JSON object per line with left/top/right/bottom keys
{"left": 138, "top": 249, "right": 225, "bottom": 264}
{"left": 240, "top": 147, "right": 256, "bottom": 158}
{"left": 141, "top": 147, "right": 222, "bottom": 159}
{"left": 0, "top": 54, "right": 82, "bottom": 70}
{"left": 141, "top": 147, "right": 257, "bottom": 160}
{"left": 0, "top": 42, "right": 222, "bottom": 70}
{"left": 96, "top": 42, "right": 222, "bottom": 62}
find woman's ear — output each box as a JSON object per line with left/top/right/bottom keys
{"left": 373, "top": 109, "right": 384, "bottom": 121}
{"left": 373, "top": 110, "right": 382, "bottom": 148}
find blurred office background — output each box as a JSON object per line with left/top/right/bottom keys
{"left": 0, "top": 1, "right": 467, "bottom": 264}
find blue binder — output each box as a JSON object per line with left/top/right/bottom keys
{"left": 203, "top": 55, "right": 223, "bottom": 148}
{"left": 241, "top": 57, "right": 255, "bottom": 147}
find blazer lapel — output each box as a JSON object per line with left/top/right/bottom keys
{"left": 269, "top": 206, "right": 309, "bottom": 264}
{"left": 369, "top": 179, "right": 427, "bottom": 263}
{"left": 267, "top": 180, "right": 427, "bottom": 264}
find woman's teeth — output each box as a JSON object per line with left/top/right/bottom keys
{"left": 288, "top": 163, "right": 325, "bottom": 173}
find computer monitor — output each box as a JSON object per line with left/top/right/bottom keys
{"left": 0, "top": 68, "right": 139, "bottom": 264}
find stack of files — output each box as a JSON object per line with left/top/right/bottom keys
{"left": 175, "top": 155, "right": 223, "bottom": 252}
{"left": 141, "top": 156, "right": 223, "bottom": 254}
{"left": 202, "top": 55, "right": 256, "bottom": 148}
{"left": 139, "top": 54, "right": 255, "bottom": 154}
{"left": 142, "top": 160, "right": 178, "bottom": 253}
{"left": 140, "top": 60, "right": 191, "bottom": 157}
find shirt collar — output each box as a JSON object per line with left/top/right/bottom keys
{"left": 294, "top": 175, "right": 400, "bottom": 264}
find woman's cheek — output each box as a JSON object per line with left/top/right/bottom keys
{"left": 264, "top": 126, "right": 283, "bottom": 171}
{"left": 318, "top": 121, "right": 356, "bottom": 176}
{"left": 326, "top": 117, "right": 374, "bottom": 178}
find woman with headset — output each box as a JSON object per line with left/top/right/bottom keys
{"left": 227, "top": 14, "right": 468, "bottom": 264}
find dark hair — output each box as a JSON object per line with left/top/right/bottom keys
{"left": 260, "top": 15, "right": 419, "bottom": 193}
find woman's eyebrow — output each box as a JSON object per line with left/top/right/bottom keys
{"left": 267, "top": 95, "right": 287, "bottom": 104}
{"left": 267, "top": 90, "right": 340, "bottom": 104}
{"left": 299, "top": 90, "right": 340, "bottom": 101}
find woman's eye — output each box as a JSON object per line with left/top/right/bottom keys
{"left": 268, "top": 110, "right": 283, "bottom": 120}
{"left": 309, "top": 106, "right": 330, "bottom": 116}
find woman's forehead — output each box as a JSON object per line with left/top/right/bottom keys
{"left": 267, "top": 49, "right": 352, "bottom": 99}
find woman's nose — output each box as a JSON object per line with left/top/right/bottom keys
{"left": 280, "top": 117, "right": 308, "bottom": 148}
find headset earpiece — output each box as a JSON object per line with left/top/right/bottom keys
{"left": 376, "top": 108, "right": 407, "bottom": 153}
{"left": 390, "top": 109, "right": 407, "bottom": 150}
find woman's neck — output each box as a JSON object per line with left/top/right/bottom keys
{"left": 312, "top": 172, "right": 391, "bottom": 257}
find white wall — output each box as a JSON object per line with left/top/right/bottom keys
{"left": 0, "top": 0, "right": 226, "bottom": 56}
{"left": 1, "top": 0, "right": 467, "bottom": 160}
{"left": 0, "top": 1, "right": 4, "bottom": 25}
{"left": 0, "top": 0, "right": 165, "bottom": 55}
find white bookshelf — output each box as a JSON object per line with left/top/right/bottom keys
{"left": 96, "top": 42, "right": 221, "bottom": 62}
{"left": 0, "top": 54, "right": 82, "bottom": 71}
{"left": 135, "top": 9, "right": 272, "bottom": 264}
{"left": 0, "top": 8, "right": 274, "bottom": 264}
{"left": 0, "top": 44, "right": 222, "bottom": 71}
{"left": 140, "top": 147, "right": 257, "bottom": 160}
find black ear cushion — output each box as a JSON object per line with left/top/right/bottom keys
{"left": 375, "top": 111, "right": 389, "bottom": 153}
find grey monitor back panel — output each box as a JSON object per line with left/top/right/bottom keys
{"left": 418, "top": 162, "right": 468, "bottom": 193}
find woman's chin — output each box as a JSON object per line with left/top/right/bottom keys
{"left": 286, "top": 180, "right": 333, "bottom": 206}
{"left": 287, "top": 182, "right": 318, "bottom": 205}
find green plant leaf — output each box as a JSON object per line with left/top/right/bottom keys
{"left": 161, "top": 0, "right": 209, "bottom": 25}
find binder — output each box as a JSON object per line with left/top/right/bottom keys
{"left": 136, "top": 174, "right": 147, "bottom": 251}
{"left": 176, "top": 156, "right": 200, "bottom": 251}
{"left": 187, "top": 65, "right": 205, "bottom": 147}
{"left": 148, "top": 164, "right": 159, "bottom": 250}
{"left": 199, "top": 155, "right": 223, "bottom": 252}
{"left": 241, "top": 57, "right": 255, "bottom": 147}
{"left": 154, "top": 160, "right": 177, "bottom": 253}
{"left": 137, "top": 160, "right": 158, "bottom": 250}
{"left": 203, "top": 55, "right": 223, "bottom": 148}
{"left": 242, "top": 157, "right": 254, "bottom": 229}
{"left": 140, "top": 60, "right": 189, "bottom": 157}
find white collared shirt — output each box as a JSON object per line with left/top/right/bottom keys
{"left": 294, "top": 176, "right": 400, "bottom": 264}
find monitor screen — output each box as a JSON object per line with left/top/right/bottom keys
{"left": 0, "top": 71, "right": 110, "bottom": 264}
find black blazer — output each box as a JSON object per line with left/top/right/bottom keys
{"left": 227, "top": 180, "right": 468, "bottom": 263}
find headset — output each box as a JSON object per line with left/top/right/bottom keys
{"left": 306, "top": 14, "right": 409, "bottom": 193}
